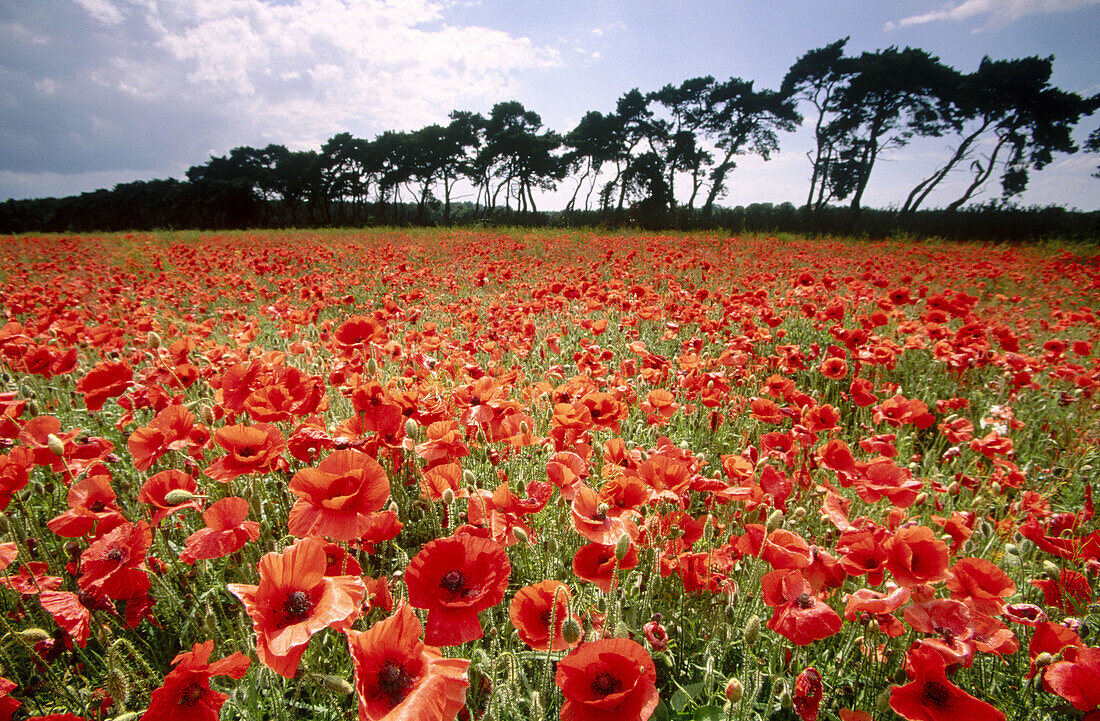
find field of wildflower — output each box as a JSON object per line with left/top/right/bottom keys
{"left": 0, "top": 228, "right": 1098, "bottom": 721}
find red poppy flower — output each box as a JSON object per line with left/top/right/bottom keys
{"left": 945, "top": 558, "right": 1015, "bottom": 616}
{"left": 75, "top": 360, "right": 132, "bottom": 412}
{"left": 137, "top": 469, "right": 202, "bottom": 526}
{"left": 287, "top": 449, "right": 390, "bottom": 541}
{"left": 761, "top": 569, "right": 843, "bottom": 646}
{"left": 46, "top": 466, "right": 125, "bottom": 538}
{"left": 509, "top": 580, "right": 581, "bottom": 651}
{"left": 141, "top": 640, "right": 250, "bottom": 721}
{"left": 180, "top": 497, "right": 260, "bottom": 564}
{"left": 78, "top": 521, "right": 152, "bottom": 601}
{"left": 843, "top": 585, "right": 911, "bottom": 637}
{"left": 0, "top": 676, "right": 19, "bottom": 721}
{"left": 554, "top": 638, "right": 659, "bottom": 721}
{"left": 38, "top": 590, "right": 113, "bottom": 647}
{"left": 571, "top": 485, "right": 635, "bottom": 545}
{"left": 1026, "top": 621, "right": 1082, "bottom": 679}
{"left": 1031, "top": 569, "right": 1093, "bottom": 614}
{"left": 345, "top": 604, "right": 470, "bottom": 721}
{"left": 573, "top": 542, "right": 639, "bottom": 593}
{"left": 227, "top": 537, "right": 366, "bottom": 678}
{"left": 885, "top": 525, "right": 950, "bottom": 587}
{"left": 0, "top": 562, "right": 62, "bottom": 595}
{"left": 793, "top": 667, "right": 823, "bottom": 721}
{"left": 204, "top": 423, "right": 286, "bottom": 483}
{"left": 128, "top": 405, "right": 209, "bottom": 472}
{"left": 889, "top": 644, "right": 1005, "bottom": 721}
{"left": 404, "top": 535, "right": 510, "bottom": 647}
{"left": 1043, "top": 646, "right": 1100, "bottom": 713}
{"left": 0, "top": 447, "right": 32, "bottom": 512}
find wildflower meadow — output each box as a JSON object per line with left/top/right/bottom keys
{"left": 0, "top": 228, "right": 1098, "bottom": 721}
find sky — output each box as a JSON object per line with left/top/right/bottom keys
{"left": 1, "top": 0, "right": 1099, "bottom": 210}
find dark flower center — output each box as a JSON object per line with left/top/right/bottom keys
{"left": 237, "top": 446, "right": 257, "bottom": 458}
{"left": 377, "top": 660, "right": 414, "bottom": 705}
{"left": 106, "top": 547, "right": 126, "bottom": 562}
{"left": 591, "top": 671, "right": 621, "bottom": 697}
{"left": 88, "top": 500, "right": 106, "bottom": 512}
{"left": 439, "top": 570, "right": 467, "bottom": 595}
{"left": 283, "top": 590, "right": 314, "bottom": 622}
{"left": 795, "top": 593, "right": 814, "bottom": 609}
{"left": 178, "top": 681, "right": 206, "bottom": 706}
{"left": 922, "top": 680, "right": 950, "bottom": 707}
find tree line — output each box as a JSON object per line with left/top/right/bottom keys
{"left": 2, "top": 38, "right": 1098, "bottom": 236}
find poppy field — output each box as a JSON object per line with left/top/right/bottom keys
{"left": 1, "top": 228, "right": 1099, "bottom": 721}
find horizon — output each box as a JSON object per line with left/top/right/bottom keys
{"left": 2, "top": 0, "right": 1099, "bottom": 211}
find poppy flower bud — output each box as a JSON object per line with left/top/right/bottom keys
{"left": 793, "top": 506, "right": 806, "bottom": 520}
{"left": 47, "top": 433, "right": 65, "bottom": 456}
{"left": 725, "top": 677, "right": 744, "bottom": 702}
{"left": 476, "top": 428, "right": 488, "bottom": 445}
{"left": 614, "top": 534, "right": 632, "bottom": 561}
{"left": 765, "top": 509, "right": 784, "bottom": 532}
{"left": 311, "top": 673, "right": 355, "bottom": 696}
{"left": 463, "top": 469, "right": 476, "bottom": 486}
{"left": 875, "top": 688, "right": 893, "bottom": 714}
{"left": 147, "top": 331, "right": 161, "bottom": 349}
{"left": 164, "top": 489, "right": 199, "bottom": 506}
{"left": 744, "top": 615, "right": 761, "bottom": 645}
{"left": 947, "top": 481, "right": 959, "bottom": 495}
{"left": 1042, "top": 561, "right": 1062, "bottom": 578}
{"left": 201, "top": 404, "right": 215, "bottom": 426}
{"left": 1034, "top": 652, "right": 1056, "bottom": 668}
{"left": 778, "top": 688, "right": 793, "bottom": 710}
{"left": 561, "top": 617, "right": 583, "bottom": 645}
{"left": 404, "top": 418, "right": 419, "bottom": 440}
{"left": 15, "top": 628, "right": 50, "bottom": 643}
{"left": 441, "top": 488, "right": 455, "bottom": 505}
{"left": 512, "top": 526, "right": 529, "bottom": 544}
{"left": 914, "top": 492, "right": 928, "bottom": 505}
{"left": 366, "top": 357, "right": 377, "bottom": 378}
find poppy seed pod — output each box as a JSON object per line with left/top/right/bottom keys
{"left": 164, "top": 488, "right": 199, "bottom": 506}
{"left": 744, "top": 615, "right": 761, "bottom": 645}
{"left": 47, "top": 433, "right": 65, "bottom": 456}
{"left": 766, "top": 509, "right": 784, "bottom": 532}
{"left": 614, "top": 533, "right": 631, "bottom": 561}
{"left": 146, "top": 331, "right": 161, "bottom": 349}
{"left": 561, "top": 617, "right": 582, "bottom": 645}
{"left": 441, "top": 488, "right": 455, "bottom": 505}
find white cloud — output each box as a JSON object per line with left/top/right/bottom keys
{"left": 67, "top": 0, "right": 562, "bottom": 148}
{"left": 886, "top": 0, "right": 1100, "bottom": 30}
{"left": 72, "top": 0, "right": 125, "bottom": 26}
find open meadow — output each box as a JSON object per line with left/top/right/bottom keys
{"left": 0, "top": 228, "right": 1099, "bottom": 721}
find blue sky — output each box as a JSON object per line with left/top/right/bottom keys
{"left": 2, "top": 0, "right": 1098, "bottom": 210}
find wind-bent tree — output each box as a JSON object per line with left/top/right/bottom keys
{"left": 901, "top": 56, "right": 1098, "bottom": 213}
{"left": 563, "top": 111, "right": 621, "bottom": 212}
{"left": 648, "top": 76, "right": 715, "bottom": 209}
{"left": 699, "top": 77, "right": 801, "bottom": 216}
{"left": 827, "top": 47, "right": 957, "bottom": 212}
{"left": 781, "top": 38, "right": 854, "bottom": 212}
{"left": 478, "top": 101, "right": 565, "bottom": 214}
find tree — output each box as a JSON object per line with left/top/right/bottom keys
{"left": 699, "top": 77, "right": 800, "bottom": 215}
{"left": 478, "top": 101, "right": 565, "bottom": 214}
{"left": 900, "top": 57, "right": 1098, "bottom": 213}
{"left": 826, "top": 47, "right": 957, "bottom": 212}
{"left": 781, "top": 38, "right": 854, "bottom": 212}
{"left": 1087, "top": 126, "right": 1100, "bottom": 179}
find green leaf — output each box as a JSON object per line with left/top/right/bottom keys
{"left": 693, "top": 706, "right": 726, "bottom": 721}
